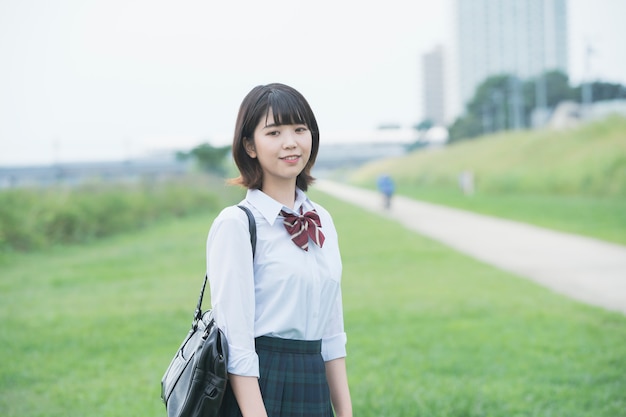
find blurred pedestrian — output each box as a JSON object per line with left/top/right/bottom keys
{"left": 206, "top": 83, "right": 352, "bottom": 417}
{"left": 458, "top": 170, "right": 474, "bottom": 196}
{"left": 377, "top": 174, "right": 395, "bottom": 209}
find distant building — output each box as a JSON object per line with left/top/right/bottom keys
{"left": 449, "top": 0, "right": 568, "bottom": 122}
{"left": 422, "top": 45, "right": 446, "bottom": 126}
{"left": 0, "top": 156, "right": 189, "bottom": 189}
{"left": 314, "top": 128, "right": 418, "bottom": 171}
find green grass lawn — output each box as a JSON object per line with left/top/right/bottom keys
{"left": 1, "top": 192, "right": 625, "bottom": 417}
{"left": 393, "top": 186, "right": 626, "bottom": 246}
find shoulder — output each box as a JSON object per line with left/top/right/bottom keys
{"left": 209, "top": 205, "right": 251, "bottom": 235}
{"left": 218, "top": 204, "right": 250, "bottom": 221}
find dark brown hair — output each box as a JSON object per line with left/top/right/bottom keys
{"left": 229, "top": 83, "right": 320, "bottom": 191}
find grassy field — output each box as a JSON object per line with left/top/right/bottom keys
{"left": 1, "top": 190, "right": 625, "bottom": 417}
{"left": 347, "top": 116, "right": 626, "bottom": 245}
{"left": 393, "top": 186, "right": 626, "bottom": 246}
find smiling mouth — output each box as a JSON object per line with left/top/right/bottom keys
{"left": 280, "top": 155, "right": 300, "bottom": 161}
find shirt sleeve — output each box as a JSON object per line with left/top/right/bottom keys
{"left": 317, "top": 204, "right": 348, "bottom": 361}
{"left": 321, "top": 286, "right": 348, "bottom": 361}
{"left": 206, "top": 206, "right": 259, "bottom": 377}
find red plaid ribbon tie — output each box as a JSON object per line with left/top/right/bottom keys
{"left": 280, "top": 208, "right": 325, "bottom": 251}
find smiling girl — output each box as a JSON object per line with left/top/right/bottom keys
{"left": 206, "top": 83, "right": 352, "bottom": 417}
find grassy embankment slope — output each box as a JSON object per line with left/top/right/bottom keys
{"left": 348, "top": 115, "right": 626, "bottom": 245}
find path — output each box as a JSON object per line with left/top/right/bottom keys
{"left": 316, "top": 180, "right": 626, "bottom": 315}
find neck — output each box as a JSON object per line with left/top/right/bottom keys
{"left": 262, "top": 181, "right": 297, "bottom": 209}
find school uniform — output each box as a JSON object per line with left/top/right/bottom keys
{"left": 206, "top": 188, "right": 347, "bottom": 417}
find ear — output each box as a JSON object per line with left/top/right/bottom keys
{"left": 244, "top": 137, "right": 257, "bottom": 158}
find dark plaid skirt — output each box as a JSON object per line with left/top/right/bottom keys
{"left": 219, "top": 336, "right": 333, "bottom": 417}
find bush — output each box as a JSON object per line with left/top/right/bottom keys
{"left": 0, "top": 175, "right": 242, "bottom": 254}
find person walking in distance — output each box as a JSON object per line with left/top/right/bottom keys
{"left": 377, "top": 173, "right": 395, "bottom": 209}
{"left": 206, "top": 83, "right": 352, "bottom": 417}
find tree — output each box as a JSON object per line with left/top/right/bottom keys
{"left": 448, "top": 113, "right": 482, "bottom": 143}
{"left": 449, "top": 74, "right": 513, "bottom": 141}
{"left": 413, "top": 119, "right": 434, "bottom": 131}
{"left": 447, "top": 70, "right": 626, "bottom": 143}
{"left": 523, "top": 70, "right": 576, "bottom": 126}
{"left": 450, "top": 70, "right": 579, "bottom": 141}
{"left": 572, "top": 81, "right": 626, "bottom": 102}
{"left": 176, "top": 143, "right": 231, "bottom": 175}
{"left": 523, "top": 71, "right": 575, "bottom": 108}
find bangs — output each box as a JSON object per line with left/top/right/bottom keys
{"left": 264, "top": 90, "right": 310, "bottom": 127}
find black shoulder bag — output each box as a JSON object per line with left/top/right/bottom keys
{"left": 161, "top": 205, "right": 256, "bottom": 417}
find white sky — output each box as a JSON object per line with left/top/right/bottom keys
{"left": 1, "top": 0, "right": 625, "bottom": 166}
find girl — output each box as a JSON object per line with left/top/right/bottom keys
{"left": 206, "top": 83, "right": 352, "bottom": 417}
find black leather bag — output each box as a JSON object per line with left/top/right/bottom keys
{"left": 161, "top": 205, "right": 256, "bottom": 417}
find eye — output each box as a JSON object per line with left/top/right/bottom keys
{"left": 295, "top": 126, "right": 309, "bottom": 133}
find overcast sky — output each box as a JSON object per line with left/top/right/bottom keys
{"left": 1, "top": 0, "right": 625, "bottom": 166}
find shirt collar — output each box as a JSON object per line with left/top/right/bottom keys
{"left": 246, "top": 188, "right": 313, "bottom": 226}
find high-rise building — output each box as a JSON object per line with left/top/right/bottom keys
{"left": 422, "top": 45, "right": 446, "bottom": 126}
{"left": 448, "top": 0, "right": 568, "bottom": 122}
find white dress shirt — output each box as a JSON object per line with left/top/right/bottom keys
{"left": 206, "top": 188, "right": 347, "bottom": 377}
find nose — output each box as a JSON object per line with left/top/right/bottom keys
{"left": 282, "top": 131, "right": 297, "bottom": 149}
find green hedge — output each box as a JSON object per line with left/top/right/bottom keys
{"left": 0, "top": 175, "right": 243, "bottom": 254}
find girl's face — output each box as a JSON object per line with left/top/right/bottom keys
{"left": 245, "top": 108, "right": 312, "bottom": 189}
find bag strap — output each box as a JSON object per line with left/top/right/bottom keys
{"left": 237, "top": 205, "right": 257, "bottom": 256}
{"left": 193, "top": 205, "right": 257, "bottom": 328}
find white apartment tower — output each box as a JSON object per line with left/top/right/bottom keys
{"left": 450, "top": 0, "right": 568, "bottom": 120}
{"left": 422, "top": 45, "right": 446, "bottom": 126}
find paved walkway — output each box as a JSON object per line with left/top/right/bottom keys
{"left": 316, "top": 180, "right": 626, "bottom": 315}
